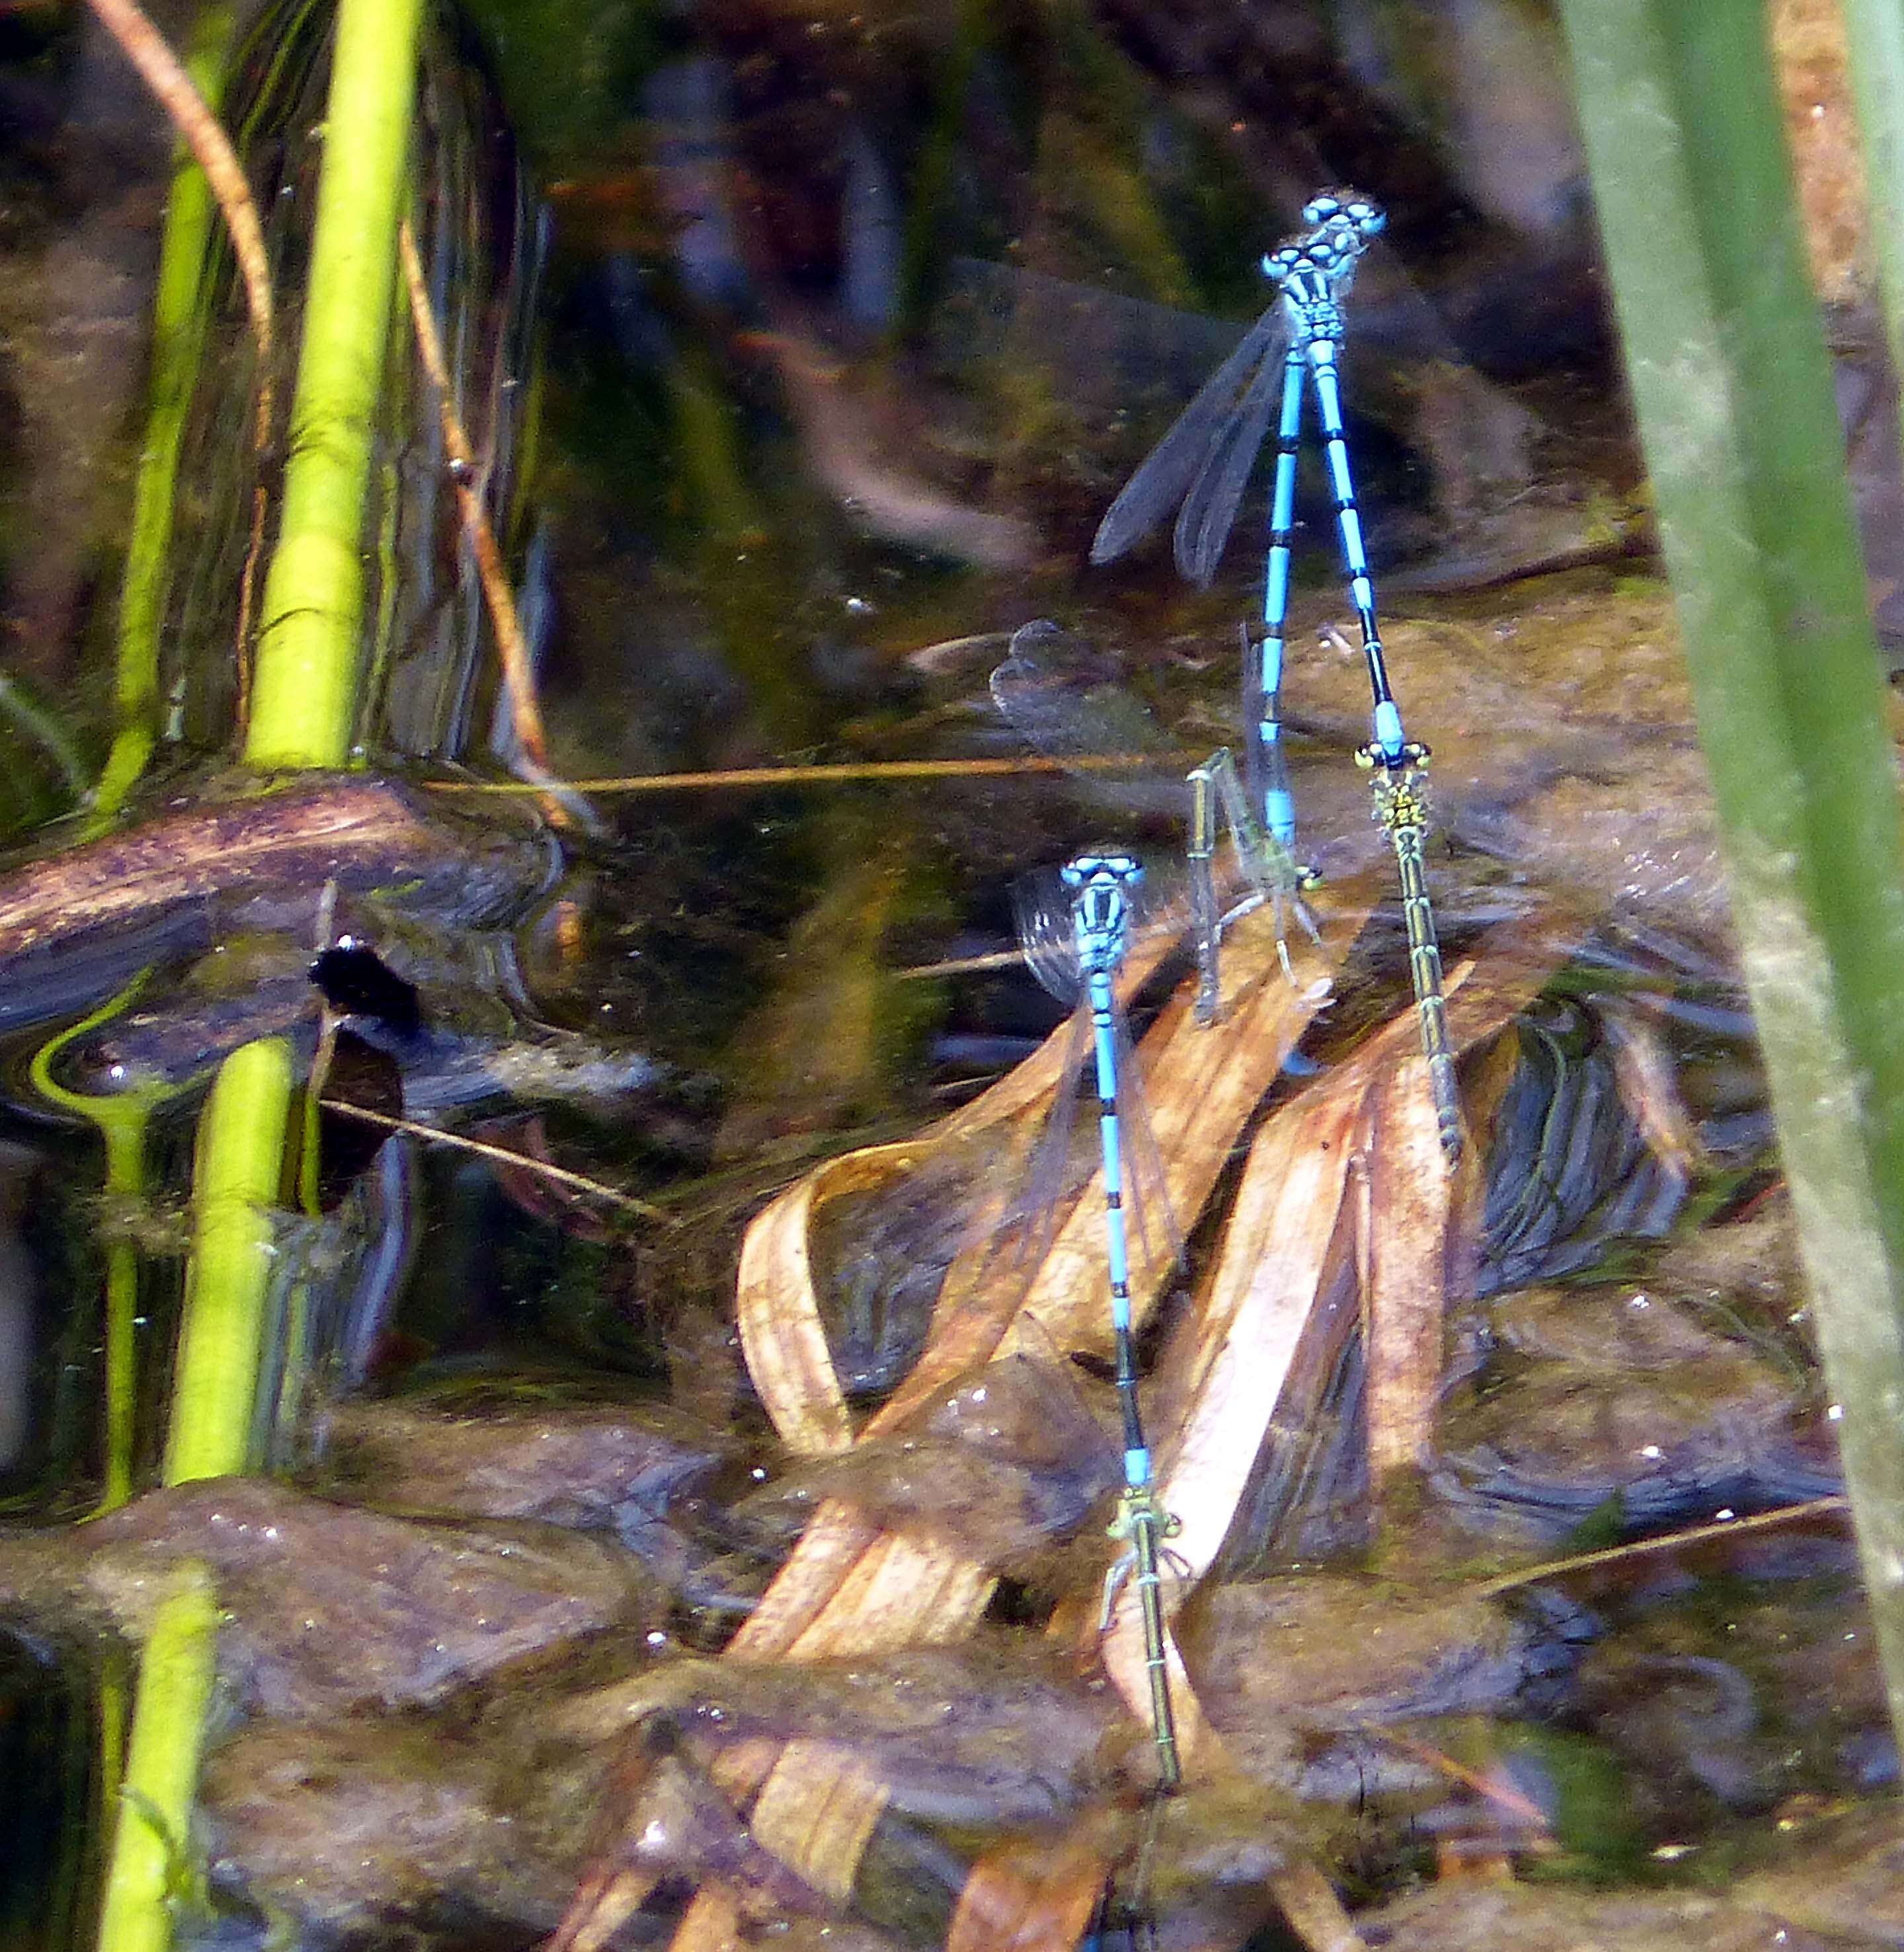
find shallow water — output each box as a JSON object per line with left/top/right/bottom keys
{"left": 0, "top": 0, "right": 1899, "bottom": 1947}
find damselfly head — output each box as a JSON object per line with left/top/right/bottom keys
{"left": 1061, "top": 851, "right": 1143, "bottom": 895}
{"left": 1304, "top": 188, "right": 1385, "bottom": 237}
{"left": 1263, "top": 192, "right": 1382, "bottom": 290}
{"left": 1063, "top": 852, "right": 1144, "bottom": 969}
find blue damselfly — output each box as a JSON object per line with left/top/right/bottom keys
{"left": 1016, "top": 850, "right": 1183, "bottom": 1791}
{"left": 1091, "top": 192, "right": 1463, "bottom": 1159}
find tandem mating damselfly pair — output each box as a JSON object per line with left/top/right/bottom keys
{"left": 994, "top": 188, "right": 1470, "bottom": 1818}
{"left": 1082, "top": 188, "right": 1462, "bottom": 1160}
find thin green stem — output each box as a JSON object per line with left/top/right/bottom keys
{"left": 95, "top": 4, "right": 239, "bottom": 826}
{"left": 0, "top": 672, "right": 91, "bottom": 804}
{"left": 29, "top": 974, "right": 176, "bottom": 1512}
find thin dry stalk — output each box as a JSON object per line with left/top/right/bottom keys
{"left": 426, "top": 752, "right": 1179, "bottom": 794}
{"left": 234, "top": 477, "right": 270, "bottom": 731}
{"left": 1370, "top": 1725, "right": 1554, "bottom": 1831}
{"left": 85, "top": 0, "right": 273, "bottom": 390}
{"left": 1473, "top": 1493, "right": 1850, "bottom": 1598}
{"left": 397, "top": 218, "right": 551, "bottom": 773}
{"left": 85, "top": 0, "right": 276, "bottom": 713}
{"left": 320, "top": 1099, "right": 667, "bottom": 1221}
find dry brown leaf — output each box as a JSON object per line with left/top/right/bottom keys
{"left": 1601, "top": 996, "right": 1706, "bottom": 1184}
{"left": 663, "top": 1887, "right": 742, "bottom": 1952}
{"left": 1271, "top": 1860, "right": 1371, "bottom": 1952}
{"left": 748, "top": 1743, "right": 892, "bottom": 1904}
{"left": 654, "top": 1520, "right": 1000, "bottom": 1951}
{"left": 1099, "top": 1082, "right": 1363, "bottom": 1775}
{"left": 1010, "top": 901, "right": 1350, "bottom": 1363}
{"left": 1094, "top": 927, "right": 1567, "bottom": 1770}
{"left": 1358, "top": 1059, "right": 1462, "bottom": 1482}
{"left": 721, "top": 1505, "right": 889, "bottom": 1655}
{"left": 542, "top": 1864, "right": 646, "bottom": 1952}
{"left": 651, "top": 903, "right": 1346, "bottom": 1948}
{"left": 885, "top": 897, "right": 1357, "bottom": 1420}
{"left": 767, "top": 1517, "right": 999, "bottom": 1660}
{"left": 575, "top": 907, "right": 1569, "bottom": 1952}
{"left": 945, "top": 1829, "right": 1111, "bottom": 1952}
{"left": 736, "top": 1140, "right": 930, "bottom": 1456}
{"left": 734, "top": 924, "right": 1183, "bottom": 1451}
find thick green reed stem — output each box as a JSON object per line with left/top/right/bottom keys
{"left": 1556, "top": 0, "right": 1904, "bottom": 1744}
{"left": 99, "top": 6, "right": 429, "bottom": 1950}
{"left": 245, "top": 0, "right": 427, "bottom": 766}
{"left": 162, "top": 1036, "right": 294, "bottom": 1484}
{"left": 93, "top": 1566, "right": 219, "bottom": 1952}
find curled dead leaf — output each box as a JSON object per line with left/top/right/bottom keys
{"left": 567, "top": 898, "right": 1570, "bottom": 1952}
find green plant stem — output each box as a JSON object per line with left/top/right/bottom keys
{"left": 245, "top": 0, "right": 427, "bottom": 767}
{"left": 0, "top": 672, "right": 91, "bottom": 805}
{"left": 95, "top": 4, "right": 238, "bottom": 827}
{"left": 99, "top": 1125, "right": 145, "bottom": 1512}
{"left": 28, "top": 973, "right": 178, "bottom": 1512}
{"left": 667, "top": 350, "right": 820, "bottom": 745}
{"left": 93, "top": 1565, "right": 218, "bottom": 1952}
{"left": 161, "top": 1038, "right": 293, "bottom": 1483}
{"left": 95, "top": 8, "right": 430, "bottom": 1951}
{"left": 1555, "top": 0, "right": 1904, "bottom": 1742}
{"left": 897, "top": 0, "right": 984, "bottom": 326}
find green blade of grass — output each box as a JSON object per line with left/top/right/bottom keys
{"left": 1556, "top": 0, "right": 1904, "bottom": 1742}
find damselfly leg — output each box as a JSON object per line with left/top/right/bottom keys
{"left": 1187, "top": 749, "right": 1324, "bottom": 1023}
{"left": 993, "top": 622, "right": 1318, "bottom": 1028}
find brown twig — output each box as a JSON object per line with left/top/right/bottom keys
{"left": 1368, "top": 1725, "right": 1554, "bottom": 1831}
{"left": 397, "top": 218, "right": 551, "bottom": 774}
{"left": 85, "top": 0, "right": 272, "bottom": 389}
{"left": 1473, "top": 1494, "right": 1850, "bottom": 1599}
{"left": 424, "top": 752, "right": 1188, "bottom": 794}
{"left": 85, "top": 0, "right": 276, "bottom": 719}
{"left": 321, "top": 1099, "right": 670, "bottom": 1223}
{"left": 894, "top": 946, "right": 1033, "bottom": 981}
{"left": 233, "top": 479, "right": 269, "bottom": 737}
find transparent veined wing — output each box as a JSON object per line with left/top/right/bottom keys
{"left": 1171, "top": 343, "right": 1283, "bottom": 587}
{"left": 1011, "top": 859, "right": 1086, "bottom": 1005}
{"left": 990, "top": 620, "right": 1184, "bottom": 818}
{"left": 961, "top": 993, "right": 1092, "bottom": 1295}
{"left": 1089, "top": 307, "right": 1287, "bottom": 577}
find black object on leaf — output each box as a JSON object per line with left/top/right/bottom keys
{"left": 310, "top": 940, "right": 423, "bottom": 1038}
